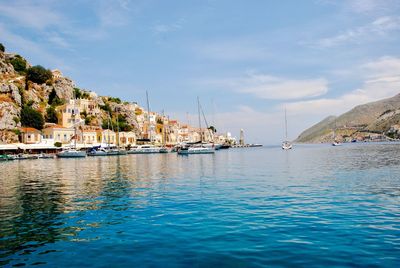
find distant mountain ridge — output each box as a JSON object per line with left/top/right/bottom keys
{"left": 295, "top": 93, "right": 400, "bottom": 143}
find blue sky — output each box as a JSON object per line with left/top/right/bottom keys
{"left": 1, "top": 0, "right": 400, "bottom": 144}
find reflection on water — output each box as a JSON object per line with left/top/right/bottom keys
{"left": 1, "top": 144, "right": 400, "bottom": 267}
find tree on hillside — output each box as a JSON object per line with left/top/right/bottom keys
{"left": 48, "top": 88, "right": 64, "bottom": 106}
{"left": 0, "top": 43, "right": 4, "bottom": 52}
{"left": 21, "top": 105, "right": 45, "bottom": 130}
{"left": 45, "top": 106, "right": 58, "bottom": 124}
{"left": 26, "top": 65, "right": 53, "bottom": 84}
{"left": 9, "top": 55, "right": 27, "bottom": 73}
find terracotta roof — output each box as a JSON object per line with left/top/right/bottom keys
{"left": 43, "top": 124, "right": 66, "bottom": 129}
{"left": 19, "top": 127, "right": 40, "bottom": 133}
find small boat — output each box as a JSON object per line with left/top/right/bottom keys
{"left": 219, "top": 144, "right": 231, "bottom": 149}
{"left": 38, "top": 153, "right": 55, "bottom": 159}
{"left": 88, "top": 148, "right": 108, "bottom": 156}
{"left": 332, "top": 141, "right": 342, "bottom": 146}
{"left": 282, "top": 109, "right": 293, "bottom": 150}
{"left": 282, "top": 141, "right": 293, "bottom": 150}
{"left": 128, "top": 145, "right": 162, "bottom": 154}
{"left": 177, "top": 146, "right": 215, "bottom": 155}
{"left": 0, "top": 154, "right": 13, "bottom": 161}
{"left": 57, "top": 149, "right": 86, "bottom": 158}
{"left": 159, "top": 147, "right": 170, "bottom": 153}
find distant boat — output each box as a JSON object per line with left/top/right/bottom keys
{"left": 332, "top": 141, "right": 342, "bottom": 146}
{"left": 282, "top": 108, "right": 293, "bottom": 150}
{"left": 177, "top": 146, "right": 215, "bottom": 155}
{"left": 331, "top": 119, "right": 342, "bottom": 147}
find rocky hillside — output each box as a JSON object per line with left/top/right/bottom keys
{"left": 0, "top": 44, "right": 140, "bottom": 143}
{"left": 296, "top": 93, "right": 400, "bottom": 143}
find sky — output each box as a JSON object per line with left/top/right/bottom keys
{"left": 1, "top": 0, "right": 400, "bottom": 144}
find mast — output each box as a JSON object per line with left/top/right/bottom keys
{"left": 72, "top": 91, "right": 77, "bottom": 149}
{"left": 107, "top": 115, "right": 110, "bottom": 150}
{"left": 197, "top": 97, "right": 202, "bottom": 142}
{"left": 116, "top": 107, "right": 120, "bottom": 149}
{"left": 285, "top": 108, "right": 288, "bottom": 141}
{"left": 199, "top": 101, "right": 213, "bottom": 142}
{"left": 146, "top": 91, "right": 151, "bottom": 141}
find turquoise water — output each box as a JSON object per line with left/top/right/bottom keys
{"left": 1, "top": 144, "right": 400, "bottom": 267}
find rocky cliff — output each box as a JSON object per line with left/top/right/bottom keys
{"left": 0, "top": 45, "right": 141, "bottom": 143}
{"left": 296, "top": 93, "right": 400, "bottom": 143}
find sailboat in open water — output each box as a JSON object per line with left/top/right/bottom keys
{"left": 282, "top": 108, "right": 293, "bottom": 150}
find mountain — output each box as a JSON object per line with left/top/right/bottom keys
{"left": 295, "top": 93, "right": 400, "bottom": 143}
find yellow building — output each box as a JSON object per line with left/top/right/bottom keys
{"left": 96, "top": 129, "right": 116, "bottom": 145}
{"left": 118, "top": 131, "right": 136, "bottom": 146}
{"left": 81, "top": 130, "right": 97, "bottom": 145}
{"left": 57, "top": 100, "right": 83, "bottom": 128}
{"left": 19, "top": 127, "right": 42, "bottom": 144}
{"left": 42, "top": 125, "right": 75, "bottom": 144}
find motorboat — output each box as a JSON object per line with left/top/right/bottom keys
{"left": 177, "top": 146, "right": 215, "bottom": 155}
{"left": 57, "top": 149, "right": 86, "bottom": 158}
{"left": 128, "top": 145, "right": 162, "bottom": 154}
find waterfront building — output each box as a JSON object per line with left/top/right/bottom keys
{"left": 118, "top": 131, "right": 136, "bottom": 146}
{"left": 19, "top": 127, "right": 42, "bottom": 144}
{"left": 96, "top": 129, "right": 116, "bottom": 145}
{"left": 57, "top": 100, "right": 84, "bottom": 128}
{"left": 81, "top": 129, "right": 97, "bottom": 145}
{"left": 42, "top": 124, "right": 75, "bottom": 144}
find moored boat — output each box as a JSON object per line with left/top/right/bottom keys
{"left": 177, "top": 146, "right": 215, "bottom": 155}
{"left": 57, "top": 149, "right": 86, "bottom": 158}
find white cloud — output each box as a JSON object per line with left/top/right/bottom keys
{"left": 0, "top": 0, "right": 65, "bottom": 30}
{"left": 204, "top": 72, "right": 328, "bottom": 100}
{"left": 315, "top": 16, "right": 400, "bottom": 47}
{"left": 285, "top": 56, "right": 400, "bottom": 116}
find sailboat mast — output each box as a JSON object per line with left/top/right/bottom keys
{"left": 73, "top": 91, "right": 77, "bottom": 149}
{"left": 116, "top": 108, "right": 120, "bottom": 149}
{"left": 146, "top": 91, "right": 151, "bottom": 141}
{"left": 197, "top": 97, "right": 202, "bottom": 142}
{"left": 285, "top": 108, "right": 288, "bottom": 140}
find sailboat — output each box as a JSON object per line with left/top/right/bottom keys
{"left": 332, "top": 119, "right": 342, "bottom": 146}
{"left": 178, "top": 97, "right": 215, "bottom": 155}
{"left": 57, "top": 97, "right": 86, "bottom": 158}
{"left": 282, "top": 108, "right": 293, "bottom": 150}
{"left": 129, "top": 91, "right": 163, "bottom": 154}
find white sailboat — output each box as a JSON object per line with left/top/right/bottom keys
{"left": 177, "top": 97, "right": 214, "bottom": 155}
{"left": 282, "top": 108, "right": 293, "bottom": 150}
{"left": 57, "top": 96, "right": 86, "bottom": 158}
{"left": 332, "top": 120, "right": 342, "bottom": 146}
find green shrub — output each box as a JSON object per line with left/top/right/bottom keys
{"left": 108, "top": 97, "right": 121, "bottom": 104}
{"left": 48, "top": 88, "right": 64, "bottom": 106}
{"left": 21, "top": 105, "right": 44, "bottom": 130}
{"left": 45, "top": 106, "right": 58, "bottom": 123}
{"left": 54, "top": 142, "right": 62, "bottom": 147}
{"left": 74, "top": 88, "right": 82, "bottom": 99}
{"left": 26, "top": 65, "right": 53, "bottom": 84}
{"left": 10, "top": 55, "right": 27, "bottom": 73}
{"left": 0, "top": 43, "right": 4, "bottom": 52}
{"left": 100, "top": 103, "right": 112, "bottom": 115}
{"left": 13, "top": 116, "right": 20, "bottom": 124}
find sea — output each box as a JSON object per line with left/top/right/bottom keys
{"left": 1, "top": 143, "right": 400, "bottom": 267}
